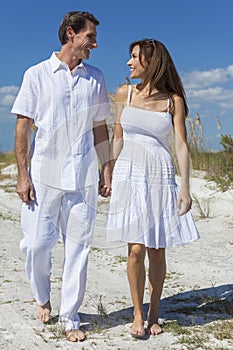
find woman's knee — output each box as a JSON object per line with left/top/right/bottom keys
{"left": 128, "top": 243, "right": 146, "bottom": 262}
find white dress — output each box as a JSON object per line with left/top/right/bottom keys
{"left": 107, "top": 86, "right": 200, "bottom": 248}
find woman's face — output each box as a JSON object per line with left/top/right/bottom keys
{"left": 127, "top": 44, "right": 146, "bottom": 80}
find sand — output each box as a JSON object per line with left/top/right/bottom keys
{"left": 0, "top": 164, "right": 232, "bottom": 349}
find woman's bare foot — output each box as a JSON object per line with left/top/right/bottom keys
{"left": 146, "top": 319, "right": 163, "bottom": 336}
{"left": 130, "top": 317, "right": 145, "bottom": 338}
{"left": 66, "top": 329, "right": 86, "bottom": 342}
{"left": 36, "top": 300, "right": 51, "bottom": 323}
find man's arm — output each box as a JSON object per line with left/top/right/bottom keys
{"left": 93, "top": 120, "right": 111, "bottom": 197}
{"left": 15, "top": 115, "right": 34, "bottom": 204}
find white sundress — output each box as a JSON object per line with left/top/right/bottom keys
{"left": 107, "top": 85, "right": 200, "bottom": 248}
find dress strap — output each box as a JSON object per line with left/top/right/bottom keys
{"left": 167, "top": 97, "right": 170, "bottom": 113}
{"left": 127, "top": 85, "right": 132, "bottom": 106}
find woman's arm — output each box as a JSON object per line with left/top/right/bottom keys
{"left": 173, "top": 95, "right": 192, "bottom": 215}
{"left": 93, "top": 119, "right": 111, "bottom": 197}
{"left": 109, "top": 84, "right": 128, "bottom": 173}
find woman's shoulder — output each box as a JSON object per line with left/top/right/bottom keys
{"left": 172, "top": 94, "right": 184, "bottom": 103}
{"left": 115, "top": 84, "right": 130, "bottom": 102}
{"left": 116, "top": 84, "right": 137, "bottom": 103}
{"left": 171, "top": 94, "right": 186, "bottom": 118}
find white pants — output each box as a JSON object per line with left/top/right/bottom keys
{"left": 20, "top": 180, "right": 97, "bottom": 331}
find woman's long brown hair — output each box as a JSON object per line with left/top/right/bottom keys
{"left": 129, "top": 38, "right": 188, "bottom": 116}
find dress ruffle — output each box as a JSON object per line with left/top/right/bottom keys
{"left": 107, "top": 179, "right": 199, "bottom": 248}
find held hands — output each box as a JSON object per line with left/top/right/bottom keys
{"left": 98, "top": 165, "right": 112, "bottom": 198}
{"left": 176, "top": 187, "right": 192, "bottom": 216}
{"left": 16, "top": 176, "right": 35, "bottom": 205}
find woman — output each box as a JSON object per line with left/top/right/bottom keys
{"left": 107, "top": 38, "right": 200, "bottom": 338}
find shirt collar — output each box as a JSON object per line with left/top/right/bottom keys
{"left": 50, "top": 52, "right": 87, "bottom": 75}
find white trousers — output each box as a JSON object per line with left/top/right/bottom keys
{"left": 20, "top": 180, "right": 97, "bottom": 331}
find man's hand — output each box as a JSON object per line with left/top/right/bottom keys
{"left": 16, "top": 175, "right": 35, "bottom": 205}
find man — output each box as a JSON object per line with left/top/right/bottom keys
{"left": 11, "top": 11, "right": 111, "bottom": 342}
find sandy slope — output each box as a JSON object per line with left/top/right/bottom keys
{"left": 0, "top": 165, "right": 232, "bottom": 349}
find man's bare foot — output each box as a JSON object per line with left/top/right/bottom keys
{"left": 36, "top": 300, "right": 51, "bottom": 323}
{"left": 146, "top": 320, "right": 163, "bottom": 336}
{"left": 66, "top": 329, "right": 86, "bottom": 342}
{"left": 130, "top": 318, "right": 145, "bottom": 338}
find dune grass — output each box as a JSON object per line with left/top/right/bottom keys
{"left": 186, "top": 115, "right": 233, "bottom": 191}
{"left": 0, "top": 150, "right": 16, "bottom": 168}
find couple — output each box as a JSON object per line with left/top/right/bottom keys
{"left": 11, "top": 11, "right": 199, "bottom": 342}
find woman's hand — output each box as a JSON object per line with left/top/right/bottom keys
{"left": 98, "top": 165, "right": 112, "bottom": 197}
{"left": 177, "top": 187, "right": 192, "bottom": 216}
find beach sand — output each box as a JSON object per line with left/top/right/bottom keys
{"left": 0, "top": 164, "right": 232, "bottom": 349}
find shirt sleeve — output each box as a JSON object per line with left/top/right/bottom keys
{"left": 11, "top": 69, "right": 37, "bottom": 119}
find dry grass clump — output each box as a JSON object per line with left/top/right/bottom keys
{"left": 0, "top": 150, "right": 16, "bottom": 168}
{"left": 192, "top": 194, "right": 211, "bottom": 219}
{"left": 186, "top": 113, "right": 233, "bottom": 191}
{"left": 0, "top": 151, "right": 17, "bottom": 185}
{"left": 164, "top": 319, "right": 233, "bottom": 349}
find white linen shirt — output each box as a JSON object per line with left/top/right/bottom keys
{"left": 11, "top": 52, "right": 110, "bottom": 190}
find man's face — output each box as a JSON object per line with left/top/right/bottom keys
{"left": 73, "top": 20, "right": 98, "bottom": 60}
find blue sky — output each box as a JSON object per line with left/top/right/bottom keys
{"left": 0, "top": 0, "right": 232, "bottom": 152}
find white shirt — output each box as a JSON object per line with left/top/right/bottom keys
{"left": 11, "top": 52, "right": 110, "bottom": 190}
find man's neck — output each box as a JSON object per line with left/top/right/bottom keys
{"left": 56, "top": 49, "right": 82, "bottom": 72}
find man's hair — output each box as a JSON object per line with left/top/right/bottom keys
{"left": 58, "top": 11, "right": 100, "bottom": 45}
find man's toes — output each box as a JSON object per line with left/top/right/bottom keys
{"left": 66, "top": 330, "right": 86, "bottom": 342}
{"left": 43, "top": 312, "right": 50, "bottom": 323}
{"left": 36, "top": 302, "right": 51, "bottom": 323}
